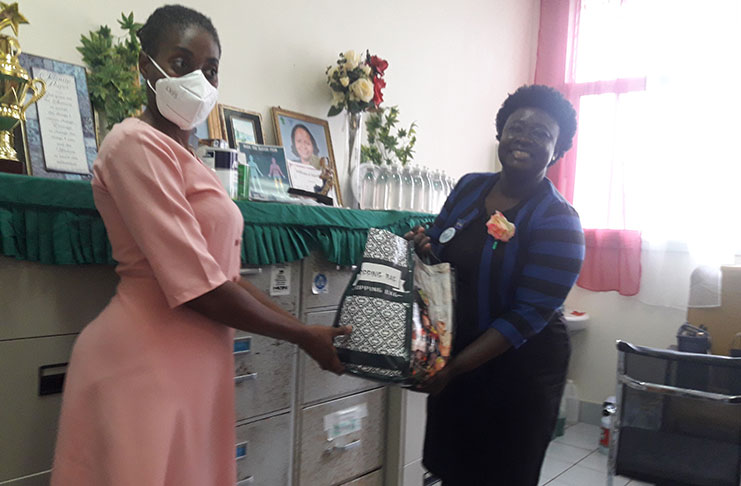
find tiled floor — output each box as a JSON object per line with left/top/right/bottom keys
{"left": 539, "top": 423, "right": 653, "bottom": 486}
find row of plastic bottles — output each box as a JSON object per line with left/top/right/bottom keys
{"left": 356, "top": 163, "right": 456, "bottom": 213}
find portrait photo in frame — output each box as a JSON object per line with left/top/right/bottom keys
{"left": 219, "top": 105, "right": 265, "bottom": 148}
{"left": 190, "top": 106, "right": 222, "bottom": 148}
{"left": 271, "top": 107, "right": 342, "bottom": 206}
{"left": 18, "top": 53, "right": 97, "bottom": 180}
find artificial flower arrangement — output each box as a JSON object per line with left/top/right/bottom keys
{"left": 486, "top": 211, "right": 516, "bottom": 249}
{"left": 326, "top": 50, "right": 388, "bottom": 116}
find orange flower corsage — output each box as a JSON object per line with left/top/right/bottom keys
{"left": 486, "top": 211, "right": 516, "bottom": 250}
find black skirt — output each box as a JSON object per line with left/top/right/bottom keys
{"left": 422, "top": 314, "right": 571, "bottom": 486}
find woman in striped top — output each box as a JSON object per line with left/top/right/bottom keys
{"left": 406, "top": 85, "right": 585, "bottom": 485}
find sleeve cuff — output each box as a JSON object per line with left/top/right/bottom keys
{"left": 490, "top": 318, "right": 527, "bottom": 349}
{"left": 166, "top": 273, "right": 230, "bottom": 309}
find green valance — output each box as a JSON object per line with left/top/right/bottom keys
{"left": 0, "top": 173, "right": 434, "bottom": 266}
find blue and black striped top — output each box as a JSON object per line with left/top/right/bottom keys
{"left": 428, "top": 172, "right": 585, "bottom": 349}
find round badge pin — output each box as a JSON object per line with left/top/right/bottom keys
{"left": 439, "top": 227, "right": 456, "bottom": 244}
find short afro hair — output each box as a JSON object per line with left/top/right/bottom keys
{"left": 137, "top": 5, "right": 221, "bottom": 57}
{"left": 495, "top": 85, "right": 577, "bottom": 162}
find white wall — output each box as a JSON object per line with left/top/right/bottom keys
{"left": 19, "top": 0, "right": 540, "bottom": 179}
{"left": 564, "top": 287, "right": 685, "bottom": 405}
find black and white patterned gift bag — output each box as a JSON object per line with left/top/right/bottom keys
{"left": 333, "top": 228, "right": 415, "bottom": 382}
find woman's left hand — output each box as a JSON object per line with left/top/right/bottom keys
{"left": 415, "top": 366, "right": 455, "bottom": 396}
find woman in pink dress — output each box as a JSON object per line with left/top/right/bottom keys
{"left": 50, "top": 6, "right": 349, "bottom": 486}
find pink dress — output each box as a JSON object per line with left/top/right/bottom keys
{"left": 51, "top": 118, "right": 243, "bottom": 486}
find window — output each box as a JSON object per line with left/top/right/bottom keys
{"left": 567, "top": 0, "right": 741, "bottom": 260}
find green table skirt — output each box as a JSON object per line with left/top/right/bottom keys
{"left": 0, "top": 173, "right": 434, "bottom": 266}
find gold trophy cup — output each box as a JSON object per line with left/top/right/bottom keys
{"left": 0, "top": 3, "right": 46, "bottom": 173}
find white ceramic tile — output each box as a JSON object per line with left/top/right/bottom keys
{"left": 544, "top": 480, "right": 575, "bottom": 486}
{"left": 577, "top": 449, "right": 608, "bottom": 472}
{"left": 546, "top": 441, "right": 593, "bottom": 464}
{"left": 553, "top": 464, "right": 629, "bottom": 486}
{"left": 539, "top": 456, "right": 573, "bottom": 485}
{"left": 402, "top": 459, "right": 426, "bottom": 486}
{"left": 553, "top": 422, "right": 601, "bottom": 451}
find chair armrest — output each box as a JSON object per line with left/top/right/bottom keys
{"left": 619, "top": 375, "right": 741, "bottom": 403}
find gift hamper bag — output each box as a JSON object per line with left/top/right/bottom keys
{"left": 333, "top": 228, "right": 454, "bottom": 386}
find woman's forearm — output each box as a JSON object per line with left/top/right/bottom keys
{"left": 236, "top": 277, "right": 302, "bottom": 324}
{"left": 447, "top": 328, "right": 512, "bottom": 377}
{"left": 185, "top": 280, "right": 309, "bottom": 345}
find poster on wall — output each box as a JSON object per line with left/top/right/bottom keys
{"left": 18, "top": 53, "right": 97, "bottom": 180}
{"left": 32, "top": 67, "right": 89, "bottom": 174}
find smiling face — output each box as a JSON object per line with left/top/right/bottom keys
{"left": 498, "top": 107, "right": 560, "bottom": 179}
{"left": 293, "top": 127, "right": 316, "bottom": 163}
{"left": 141, "top": 24, "right": 220, "bottom": 109}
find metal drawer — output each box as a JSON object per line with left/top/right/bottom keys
{"left": 299, "top": 253, "right": 354, "bottom": 311}
{"left": 234, "top": 332, "right": 295, "bottom": 421}
{"left": 300, "top": 310, "right": 379, "bottom": 405}
{"left": 0, "top": 257, "right": 117, "bottom": 340}
{"left": 235, "top": 413, "right": 291, "bottom": 486}
{"left": 298, "top": 388, "right": 386, "bottom": 486}
{"left": 340, "top": 469, "right": 383, "bottom": 485}
{"left": 240, "top": 261, "right": 300, "bottom": 317}
{"left": 0, "top": 334, "right": 77, "bottom": 483}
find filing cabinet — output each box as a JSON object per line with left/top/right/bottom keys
{"left": 233, "top": 332, "right": 296, "bottom": 421}
{"left": 341, "top": 469, "right": 383, "bottom": 486}
{"left": 235, "top": 412, "right": 292, "bottom": 485}
{"left": 2, "top": 254, "right": 390, "bottom": 486}
{"left": 297, "top": 388, "right": 386, "bottom": 486}
{"left": 0, "top": 334, "right": 77, "bottom": 483}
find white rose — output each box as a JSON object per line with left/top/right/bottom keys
{"left": 340, "top": 76, "right": 350, "bottom": 87}
{"left": 327, "top": 65, "right": 338, "bottom": 79}
{"left": 343, "top": 49, "right": 362, "bottom": 70}
{"left": 349, "top": 78, "right": 374, "bottom": 103}
{"left": 360, "top": 64, "right": 371, "bottom": 76}
{"left": 332, "top": 90, "right": 345, "bottom": 105}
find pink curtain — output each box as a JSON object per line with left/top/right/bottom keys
{"left": 578, "top": 229, "right": 641, "bottom": 296}
{"left": 534, "top": 0, "right": 642, "bottom": 295}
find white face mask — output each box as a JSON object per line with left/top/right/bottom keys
{"left": 145, "top": 53, "right": 218, "bottom": 130}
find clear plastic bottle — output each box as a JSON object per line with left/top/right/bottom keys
{"left": 401, "top": 164, "right": 415, "bottom": 211}
{"left": 446, "top": 175, "right": 456, "bottom": 196}
{"left": 411, "top": 165, "right": 425, "bottom": 212}
{"left": 420, "top": 166, "right": 433, "bottom": 213}
{"left": 387, "top": 162, "right": 403, "bottom": 211}
{"left": 439, "top": 170, "right": 450, "bottom": 200}
{"left": 374, "top": 164, "right": 390, "bottom": 210}
{"left": 430, "top": 169, "right": 444, "bottom": 213}
{"left": 360, "top": 164, "right": 376, "bottom": 210}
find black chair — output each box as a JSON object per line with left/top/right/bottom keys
{"left": 608, "top": 341, "right": 741, "bottom": 486}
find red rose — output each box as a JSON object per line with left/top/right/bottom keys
{"left": 369, "top": 55, "right": 388, "bottom": 76}
{"left": 372, "top": 76, "right": 386, "bottom": 106}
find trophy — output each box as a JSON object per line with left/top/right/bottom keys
{"left": 0, "top": 2, "right": 46, "bottom": 174}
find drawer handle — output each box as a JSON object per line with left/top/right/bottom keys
{"left": 236, "top": 477, "right": 254, "bottom": 485}
{"left": 234, "top": 372, "right": 258, "bottom": 384}
{"left": 233, "top": 337, "right": 252, "bottom": 355}
{"left": 326, "top": 439, "right": 361, "bottom": 454}
{"left": 236, "top": 441, "right": 248, "bottom": 460}
{"left": 240, "top": 267, "right": 262, "bottom": 276}
{"left": 39, "top": 362, "right": 68, "bottom": 396}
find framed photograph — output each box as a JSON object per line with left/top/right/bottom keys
{"left": 238, "top": 143, "right": 291, "bottom": 201}
{"left": 220, "top": 105, "right": 265, "bottom": 149}
{"left": 189, "top": 106, "right": 222, "bottom": 148}
{"left": 18, "top": 53, "right": 97, "bottom": 180}
{"left": 272, "top": 107, "right": 342, "bottom": 206}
